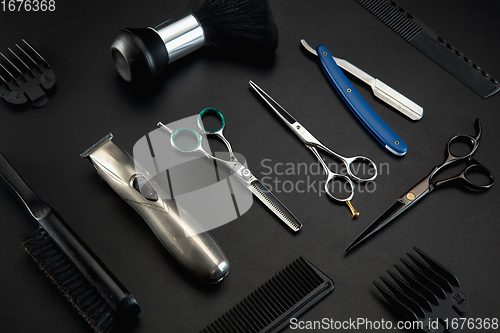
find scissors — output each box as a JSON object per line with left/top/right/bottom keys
{"left": 346, "top": 119, "right": 494, "bottom": 251}
{"left": 157, "top": 107, "right": 303, "bottom": 232}
{"left": 249, "top": 80, "right": 378, "bottom": 218}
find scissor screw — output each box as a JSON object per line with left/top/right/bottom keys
{"left": 323, "top": 52, "right": 327, "bottom": 56}
{"left": 395, "top": 141, "right": 399, "bottom": 145}
{"left": 406, "top": 193, "right": 415, "bottom": 200}
{"left": 347, "top": 88, "right": 352, "bottom": 93}
{"left": 241, "top": 168, "right": 252, "bottom": 180}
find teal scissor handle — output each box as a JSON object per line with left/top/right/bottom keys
{"left": 198, "top": 107, "right": 226, "bottom": 134}
{"left": 171, "top": 127, "right": 201, "bottom": 152}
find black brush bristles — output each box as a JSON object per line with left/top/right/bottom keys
{"left": 188, "top": 0, "right": 279, "bottom": 54}
{"left": 22, "top": 228, "right": 116, "bottom": 333}
{"left": 0, "top": 153, "right": 140, "bottom": 333}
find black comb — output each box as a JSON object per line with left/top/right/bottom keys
{"left": 200, "top": 257, "right": 334, "bottom": 333}
{"left": 0, "top": 153, "right": 140, "bottom": 333}
{"left": 355, "top": 0, "right": 499, "bottom": 99}
{"left": 374, "top": 246, "right": 468, "bottom": 332}
{"left": 0, "top": 39, "right": 56, "bottom": 107}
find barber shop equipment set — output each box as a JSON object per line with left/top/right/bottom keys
{"left": 1, "top": 0, "right": 496, "bottom": 332}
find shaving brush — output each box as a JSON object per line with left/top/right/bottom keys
{"left": 110, "top": 0, "right": 279, "bottom": 82}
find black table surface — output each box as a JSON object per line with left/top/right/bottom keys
{"left": 1, "top": 1, "right": 499, "bottom": 332}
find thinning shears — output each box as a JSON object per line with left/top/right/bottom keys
{"left": 249, "top": 80, "right": 378, "bottom": 218}
{"left": 158, "top": 108, "right": 303, "bottom": 232}
{"left": 346, "top": 119, "right": 494, "bottom": 251}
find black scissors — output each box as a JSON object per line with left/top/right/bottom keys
{"left": 346, "top": 119, "right": 494, "bottom": 251}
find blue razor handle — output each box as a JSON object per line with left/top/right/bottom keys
{"left": 316, "top": 45, "right": 407, "bottom": 156}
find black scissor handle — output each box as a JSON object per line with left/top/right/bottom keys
{"left": 445, "top": 119, "right": 481, "bottom": 162}
{"left": 434, "top": 162, "right": 494, "bottom": 192}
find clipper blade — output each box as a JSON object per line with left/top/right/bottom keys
{"left": 0, "top": 39, "right": 56, "bottom": 107}
{"left": 374, "top": 247, "right": 468, "bottom": 333}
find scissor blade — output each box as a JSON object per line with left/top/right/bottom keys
{"left": 345, "top": 199, "right": 406, "bottom": 251}
{"left": 345, "top": 178, "right": 430, "bottom": 251}
{"left": 249, "top": 179, "right": 302, "bottom": 232}
{"left": 249, "top": 80, "right": 298, "bottom": 126}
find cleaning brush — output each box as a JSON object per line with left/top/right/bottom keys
{"left": 0, "top": 153, "right": 140, "bottom": 333}
{"left": 110, "top": 0, "right": 279, "bottom": 82}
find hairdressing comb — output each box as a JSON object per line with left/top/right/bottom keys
{"left": 355, "top": 0, "right": 499, "bottom": 99}
{"left": 374, "top": 247, "right": 468, "bottom": 332}
{"left": 200, "top": 257, "right": 334, "bottom": 333}
{"left": 0, "top": 153, "right": 140, "bottom": 333}
{"left": 0, "top": 39, "right": 56, "bottom": 107}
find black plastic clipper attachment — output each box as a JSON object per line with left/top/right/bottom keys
{"left": 374, "top": 246, "right": 468, "bottom": 333}
{"left": 200, "top": 257, "right": 334, "bottom": 333}
{"left": 0, "top": 39, "right": 56, "bottom": 107}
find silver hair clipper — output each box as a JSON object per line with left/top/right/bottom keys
{"left": 81, "top": 133, "right": 229, "bottom": 284}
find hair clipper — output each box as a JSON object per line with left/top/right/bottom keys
{"left": 81, "top": 133, "right": 229, "bottom": 283}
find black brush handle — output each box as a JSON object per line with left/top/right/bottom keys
{"left": 0, "top": 153, "right": 140, "bottom": 316}
{"left": 0, "top": 153, "right": 50, "bottom": 220}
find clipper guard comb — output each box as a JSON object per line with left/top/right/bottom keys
{"left": 374, "top": 247, "right": 468, "bottom": 333}
{"left": 0, "top": 39, "right": 56, "bottom": 107}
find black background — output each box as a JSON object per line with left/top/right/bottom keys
{"left": 1, "top": 0, "right": 499, "bottom": 332}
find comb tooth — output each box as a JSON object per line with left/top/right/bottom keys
{"left": 275, "top": 271, "right": 301, "bottom": 303}
{"left": 9, "top": 48, "right": 35, "bottom": 77}
{"left": 260, "top": 283, "right": 288, "bottom": 313}
{"left": 16, "top": 44, "right": 42, "bottom": 72}
{"left": 355, "top": 0, "right": 421, "bottom": 41}
{"left": 281, "top": 268, "right": 308, "bottom": 298}
{"left": 295, "top": 259, "right": 322, "bottom": 286}
{"left": 394, "top": 264, "right": 440, "bottom": 305}
{"left": 267, "top": 277, "right": 294, "bottom": 307}
{"left": 211, "top": 319, "right": 234, "bottom": 333}
{"left": 0, "top": 62, "right": 20, "bottom": 86}
{"left": 380, "top": 276, "right": 426, "bottom": 318}
{"left": 287, "top": 262, "right": 314, "bottom": 291}
{"left": 231, "top": 304, "right": 257, "bottom": 332}
{"left": 221, "top": 309, "right": 245, "bottom": 333}
{"left": 373, "top": 281, "right": 420, "bottom": 322}
{"left": 246, "top": 294, "right": 271, "bottom": 326}
{"left": 242, "top": 296, "right": 266, "bottom": 329}
{"left": 413, "top": 246, "right": 460, "bottom": 287}
{"left": 253, "top": 288, "right": 280, "bottom": 318}
{"left": 387, "top": 270, "right": 433, "bottom": 312}
{"left": 407, "top": 253, "right": 453, "bottom": 293}
{"left": 0, "top": 74, "right": 11, "bottom": 91}
{"left": 23, "top": 39, "right": 50, "bottom": 68}
{"left": 0, "top": 52, "right": 27, "bottom": 81}
{"left": 400, "top": 258, "right": 447, "bottom": 299}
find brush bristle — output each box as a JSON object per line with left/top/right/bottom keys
{"left": 22, "top": 228, "right": 116, "bottom": 333}
{"left": 188, "top": 0, "right": 279, "bottom": 54}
